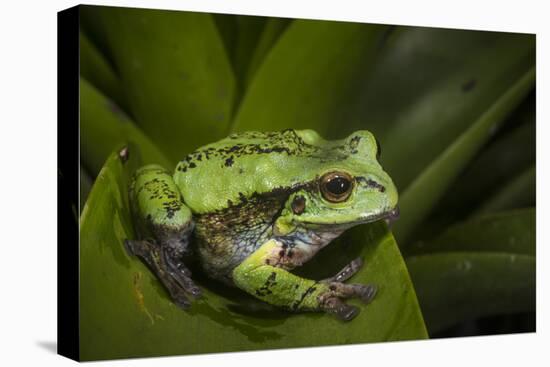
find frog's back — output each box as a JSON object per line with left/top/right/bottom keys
{"left": 173, "top": 129, "right": 341, "bottom": 214}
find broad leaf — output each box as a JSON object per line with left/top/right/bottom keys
{"left": 473, "top": 165, "right": 536, "bottom": 215}
{"left": 408, "top": 208, "right": 535, "bottom": 256}
{"left": 418, "top": 105, "right": 535, "bottom": 241}
{"left": 406, "top": 252, "right": 535, "bottom": 334}
{"left": 392, "top": 67, "right": 535, "bottom": 244}
{"left": 232, "top": 15, "right": 267, "bottom": 89}
{"left": 245, "top": 17, "right": 292, "bottom": 86}
{"left": 80, "top": 78, "right": 172, "bottom": 176}
{"left": 87, "top": 6, "right": 236, "bottom": 161}
{"left": 341, "top": 29, "right": 535, "bottom": 190}
{"left": 79, "top": 30, "right": 125, "bottom": 109}
{"left": 232, "top": 19, "right": 389, "bottom": 135}
{"left": 79, "top": 165, "right": 93, "bottom": 212}
{"left": 79, "top": 148, "right": 427, "bottom": 361}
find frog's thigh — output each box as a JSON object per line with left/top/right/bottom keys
{"left": 128, "top": 165, "right": 200, "bottom": 302}
{"left": 232, "top": 239, "right": 330, "bottom": 312}
{"left": 130, "top": 164, "right": 193, "bottom": 253}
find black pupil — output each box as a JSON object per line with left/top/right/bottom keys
{"left": 326, "top": 176, "right": 351, "bottom": 195}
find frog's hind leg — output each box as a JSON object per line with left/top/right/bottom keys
{"left": 161, "top": 243, "right": 201, "bottom": 298}
{"left": 124, "top": 239, "right": 192, "bottom": 308}
{"left": 232, "top": 240, "right": 376, "bottom": 321}
{"left": 321, "top": 257, "right": 364, "bottom": 283}
{"left": 127, "top": 164, "right": 201, "bottom": 308}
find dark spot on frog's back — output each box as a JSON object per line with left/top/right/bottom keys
{"left": 188, "top": 162, "right": 197, "bottom": 169}
{"left": 224, "top": 156, "right": 234, "bottom": 167}
{"left": 349, "top": 135, "right": 361, "bottom": 147}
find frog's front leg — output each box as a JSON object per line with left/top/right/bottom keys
{"left": 126, "top": 164, "right": 201, "bottom": 309}
{"left": 232, "top": 240, "right": 376, "bottom": 321}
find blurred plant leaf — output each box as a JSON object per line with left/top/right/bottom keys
{"left": 414, "top": 104, "right": 535, "bottom": 241}
{"left": 245, "top": 17, "right": 292, "bottom": 86}
{"left": 408, "top": 208, "right": 535, "bottom": 256}
{"left": 392, "top": 67, "right": 535, "bottom": 245}
{"left": 232, "top": 16, "right": 266, "bottom": 88}
{"left": 79, "top": 148, "right": 427, "bottom": 360}
{"left": 79, "top": 29, "right": 125, "bottom": 108}
{"left": 80, "top": 165, "right": 93, "bottom": 212}
{"left": 86, "top": 6, "right": 236, "bottom": 161}
{"left": 473, "top": 165, "right": 536, "bottom": 215}
{"left": 212, "top": 14, "right": 238, "bottom": 65}
{"left": 406, "top": 252, "right": 535, "bottom": 334}
{"left": 232, "top": 19, "right": 389, "bottom": 135}
{"left": 212, "top": 14, "right": 266, "bottom": 90}
{"left": 80, "top": 78, "right": 172, "bottom": 176}
{"left": 340, "top": 29, "right": 535, "bottom": 190}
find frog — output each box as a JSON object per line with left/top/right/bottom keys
{"left": 124, "top": 129, "right": 399, "bottom": 321}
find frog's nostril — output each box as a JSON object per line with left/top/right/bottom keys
{"left": 389, "top": 206, "right": 400, "bottom": 220}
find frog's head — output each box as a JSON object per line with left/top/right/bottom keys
{"left": 273, "top": 130, "right": 399, "bottom": 235}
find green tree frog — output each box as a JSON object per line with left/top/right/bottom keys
{"left": 125, "top": 129, "right": 399, "bottom": 321}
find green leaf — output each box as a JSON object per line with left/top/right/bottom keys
{"left": 473, "top": 165, "right": 536, "bottom": 215}
{"left": 232, "top": 15, "right": 267, "bottom": 87}
{"left": 212, "top": 14, "right": 267, "bottom": 90}
{"left": 344, "top": 29, "right": 534, "bottom": 189}
{"left": 392, "top": 67, "right": 535, "bottom": 245}
{"left": 406, "top": 252, "right": 535, "bottom": 334}
{"left": 408, "top": 208, "right": 535, "bottom": 256}
{"left": 79, "top": 30, "right": 124, "bottom": 108}
{"left": 232, "top": 19, "right": 389, "bottom": 135}
{"left": 80, "top": 78, "right": 172, "bottom": 176}
{"left": 89, "top": 6, "right": 236, "bottom": 161}
{"left": 419, "top": 105, "right": 535, "bottom": 239}
{"left": 212, "top": 14, "right": 239, "bottom": 66}
{"left": 79, "top": 165, "right": 93, "bottom": 212}
{"left": 245, "top": 17, "right": 292, "bottom": 86}
{"left": 79, "top": 148, "right": 427, "bottom": 361}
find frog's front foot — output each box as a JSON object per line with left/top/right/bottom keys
{"left": 318, "top": 257, "right": 377, "bottom": 321}
{"left": 124, "top": 239, "right": 201, "bottom": 309}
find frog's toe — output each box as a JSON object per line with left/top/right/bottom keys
{"left": 321, "top": 257, "right": 364, "bottom": 283}
{"left": 163, "top": 250, "right": 202, "bottom": 299}
{"left": 320, "top": 296, "right": 360, "bottom": 321}
{"left": 356, "top": 284, "right": 377, "bottom": 304}
{"left": 321, "top": 281, "right": 378, "bottom": 305}
{"left": 168, "top": 269, "right": 202, "bottom": 299}
{"left": 166, "top": 284, "right": 192, "bottom": 309}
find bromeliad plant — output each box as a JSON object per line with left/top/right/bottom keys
{"left": 78, "top": 5, "right": 535, "bottom": 361}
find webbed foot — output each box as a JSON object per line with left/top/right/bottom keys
{"left": 318, "top": 257, "right": 377, "bottom": 321}
{"left": 124, "top": 239, "right": 201, "bottom": 309}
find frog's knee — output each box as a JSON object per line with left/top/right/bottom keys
{"left": 129, "top": 164, "right": 193, "bottom": 238}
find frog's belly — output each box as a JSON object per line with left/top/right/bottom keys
{"left": 194, "top": 226, "right": 272, "bottom": 285}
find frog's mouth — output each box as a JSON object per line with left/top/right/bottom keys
{"left": 298, "top": 206, "right": 400, "bottom": 230}
{"left": 361, "top": 206, "right": 400, "bottom": 225}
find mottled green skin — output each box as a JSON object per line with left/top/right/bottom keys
{"left": 127, "top": 129, "right": 398, "bottom": 319}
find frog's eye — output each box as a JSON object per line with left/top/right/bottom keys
{"left": 375, "top": 137, "right": 382, "bottom": 160}
{"left": 320, "top": 172, "right": 354, "bottom": 203}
